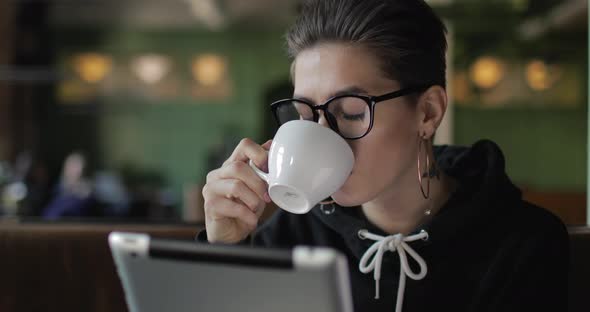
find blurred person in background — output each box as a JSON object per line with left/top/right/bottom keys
{"left": 43, "top": 152, "right": 96, "bottom": 219}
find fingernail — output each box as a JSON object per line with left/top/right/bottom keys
{"left": 264, "top": 192, "right": 271, "bottom": 203}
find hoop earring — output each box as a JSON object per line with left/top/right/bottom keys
{"left": 417, "top": 133, "right": 431, "bottom": 200}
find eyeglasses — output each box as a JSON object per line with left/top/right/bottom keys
{"left": 270, "top": 85, "right": 430, "bottom": 140}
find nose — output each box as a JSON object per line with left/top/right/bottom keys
{"left": 317, "top": 111, "right": 331, "bottom": 128}
{"left": 317, "top": 110, "right": 340, "bottom": 134}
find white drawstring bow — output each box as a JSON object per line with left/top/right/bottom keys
{"left": 358, "top": 229, "right": 429, "bottom": 312}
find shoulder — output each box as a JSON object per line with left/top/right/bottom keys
{"left": 518, "top": 201, "right": 567, "bottom": 236}
{"left": 508, "top": 200, "right": 569, "bottom": 252}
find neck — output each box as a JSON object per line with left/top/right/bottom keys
{"left": 361, "top": 163, "right": 455, "bottom": 236}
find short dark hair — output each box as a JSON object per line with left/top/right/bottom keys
{"left": 286, "top": 0, "right": 448, "bottom": 89}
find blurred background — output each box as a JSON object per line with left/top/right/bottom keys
{"left": 0, "top": 0, "right": 586, "bottom": 225}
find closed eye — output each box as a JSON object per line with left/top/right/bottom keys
{"left": 343, "top": 113, "right": 366, "bottom": 121}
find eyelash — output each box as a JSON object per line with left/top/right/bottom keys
{"left": 342, "top": 113, "right": 365, "bottom": 121}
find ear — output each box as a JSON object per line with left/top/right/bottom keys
{"left": 416, "top": 85, "right": 448, "bottom": 139}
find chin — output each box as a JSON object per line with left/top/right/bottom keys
{"left": 331, "top": 186, "right": 366, "bottom": 207}
{"left": 332, "top": 170, "right": 382, "bottom": 207}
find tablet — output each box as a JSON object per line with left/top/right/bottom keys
{"left": 108, "top": 232, "right": 353, "bottom": 312}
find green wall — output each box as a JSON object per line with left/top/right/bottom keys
{"left": 455, "top": 106, "right": 587, "bottom": 192}
{"left": 57, "top": 28, "right": 291, "bottom": 199}
{"left": 55, "top": 28, "right": 587, "bottom": 208}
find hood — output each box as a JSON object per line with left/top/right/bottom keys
{"left": 310, "top": 139, "right": 523, "bottom": 261}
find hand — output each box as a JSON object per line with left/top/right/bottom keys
{"left": 202, "top": 138, "right": 272, "bottom": 243}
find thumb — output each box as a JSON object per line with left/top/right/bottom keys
{"left": 261, "top": 140, "right": 273, "bottom": 150}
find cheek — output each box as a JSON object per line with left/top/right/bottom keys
{"left": 334, "top": 109, "right": 418, "bottom": 204}
{"left": 350, "top": 131, "right": 399, "bottom": 180}
{"left": 351, "top": 109, "right": 416, "bottom": 172}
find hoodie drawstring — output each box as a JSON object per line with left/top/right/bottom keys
{"left": 358, "top": 229, "right": 429, "bottom": 312}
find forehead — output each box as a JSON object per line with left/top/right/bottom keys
{"left": 292, "top": 43, "right": 397, "bottom": 101}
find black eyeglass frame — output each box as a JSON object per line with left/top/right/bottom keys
{"left": 270, "top": 85, "right": 431, "bottom": 140}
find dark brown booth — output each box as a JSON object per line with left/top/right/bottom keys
{"left": 0, "top": 221, "right": 200, "bottom": 312}
{"left": 0, "top": 221, "right": 588, "bottom": 312}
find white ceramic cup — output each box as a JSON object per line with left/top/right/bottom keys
{"left": 249, "top": 120, "right": 355, "bottom": 214}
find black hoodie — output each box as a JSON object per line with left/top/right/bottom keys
{"left": 198, "top": 140, "right": 569, "bottom": 312}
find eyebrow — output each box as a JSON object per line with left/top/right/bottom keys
{"left": 293, "top": 86, "right": 369, "bottom": 104}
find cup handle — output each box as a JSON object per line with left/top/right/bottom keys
{"left": 249, "top": 160, "right": 269, "bottom": 183}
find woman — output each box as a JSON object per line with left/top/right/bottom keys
{"left": 43, "top": 152, "right": 96, "bottom": 219}
{"left": 199, "top": 0, "right": 569, "bottom": 311}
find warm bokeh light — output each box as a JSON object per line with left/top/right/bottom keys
{"left": 452, "top": 71, "right": 471, "bottom": 103}
{"left": 191, "top": 54, "right": 227, "bottom": 87}
{"left": 72, "top": 53, "right": 113, "bottom": 83}
{"left": 131, "top": 54, "right": 171, "bottom": 85}
{"left": 525, "top": 59, "right": 561, "bottom": 91}
{"left": 469, "top": 56, "right": 505, "bottom": 89}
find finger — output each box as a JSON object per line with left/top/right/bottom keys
{"left": 205, "top": 167, "right": 223, "bottom": 184}
{"left": 261, "top": 139, "right": 272, "bottom": 150}
{"left": 254, "top": 202, "right": 266, "bottom": 218}
{"left": 259, "top": 140, "right": 273, "bottom": 172}
{"left": 206, "top": 179, "right": 262, "bottom": 213}
{"left": 211, "top": 161, "right": 269, "bottom": 203}
{"left": 207, "top": 197, "right": 258, "bottom": 229}
{"left": 225, "top": 138, "right": 269, "bottom": 171}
